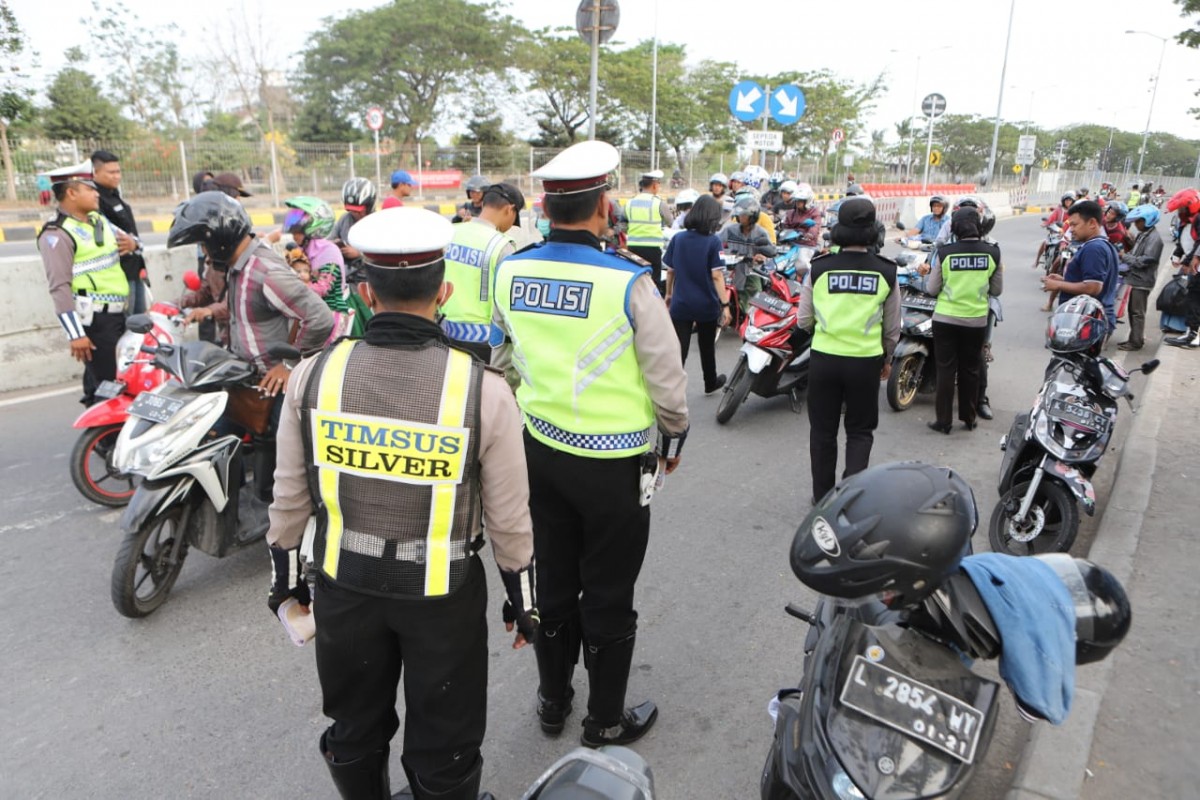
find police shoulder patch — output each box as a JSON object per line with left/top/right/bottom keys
{"left": 614, "top": 248, "right": 652, "bottom": 267}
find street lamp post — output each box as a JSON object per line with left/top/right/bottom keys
{"left": 1125, "top": 30, "right": 1167, "bottom": 179}
{"left": 984, "top": 0, "right": 1016, "bottom": 186}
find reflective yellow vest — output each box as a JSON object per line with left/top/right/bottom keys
{"left": 54, "top": 212, "right": 128, "bottom": 300}
{"left": 494, "top": 242, "right": 655, "bottom": 458}
{"left": 304, "top": 339, "right": 483, "bottom": 597}
{"left": 441, "top": 219, "right": 508, "bottom": 342}
{"left": 935, "top": 240, "right": 997, "bottom": 319}
{"left": 811, "top": 257, "right": 892, "bottom": 358}
{"left": 626, "top": 193, "right": 664, "bottom": 250}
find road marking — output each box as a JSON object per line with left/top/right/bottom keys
{"left": 0, "top": 386, "right": 78, "bottom": 408}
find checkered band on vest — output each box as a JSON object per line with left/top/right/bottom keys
{"left": 527, "top": 413, "right": 653, "bottom": 453}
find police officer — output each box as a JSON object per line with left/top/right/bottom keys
{"left": 796, "top": 197, "right": 901, "bottom": 503}
{"left": 441, "top": 182, "right": 525, "bottom": 361}
{"left": 36, "top": 161, "right": 133, "bottom": 406}
{"left": 625, "top": 168, "right": 674, "bottom": 289}
{"left": 266, "top": 207, "right": 538, "bottom": 800}
{"left": 91, "top": 150, "right": 148, "bottom": 314}
{"left": 490, "top": 140, "right": 689, "bottom": 748}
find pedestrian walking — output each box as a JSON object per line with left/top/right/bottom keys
{"left": 663, "top": 194, "right": 729, "bottom": 394}
{"left": 1117, "top": 205, "right": 1164, "bottom": 351}
{"left": 91, "top": 150, "right": 148, "bottom": 314}
{"left": 796, "top": 197, "right": 901, "bottom": 503}
{"left": 625, "top": 169, "right": 674, "bottom": 289}
{"left": 490, "top": 140, "right": 689, "bottom": 748}
{"left": 920, "top": 207, "right": 1003, "bottom": 433}
{"left": 265, "top": 206, "right": 538, "bottom": 800}
{"left": 36, "top": 162, "right": 133, "bottom": 406}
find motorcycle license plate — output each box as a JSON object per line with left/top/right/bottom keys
{"left": 749, "top": 291, "right": 792, "bottom": 318}
{"left": 95, "top": 380, "right": 126, "bottom": 400}
{"left": 839, "top": 656, "right": 984, "bottom": 764}
{"left": 1048, "top": 399, "right": 1107, "bottom": 433}
{"left": 128, "top": 393, "right": 187, "bottom": 424}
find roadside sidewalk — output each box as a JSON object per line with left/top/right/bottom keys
{"left": 1007, "top": 338, "right": 1200, "bottom": 799}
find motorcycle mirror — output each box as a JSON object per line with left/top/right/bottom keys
{"left": 1139, "top": 358, "right": 1160, "bottom": 375}
{"left": 183, "top": 270, "right": 202, "bottom": 292}
{"left": 894, "top": 220, "right": 906, "bottom": 230}
{"left": 125, "top": 314, "right": 154, "bottom": 334}
{"left": 268, "top": 343, "right": 302, "bottom": 362}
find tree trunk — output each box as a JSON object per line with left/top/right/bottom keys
{"left": 0, "top": 121, "right": 16, "bottom": 202}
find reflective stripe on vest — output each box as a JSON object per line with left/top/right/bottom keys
{"left": 313, "top": 340, "right": 476, "bottom": 596}
{"left": 494, "top": 243, "right": 655, "bottom": 458}
{"left": 935, "top": 246, "right": 996, "bottom": 319}
{"left": 59, "top": 214, "right": 128, "bottom": 298}
{"left": 811, "top": 268, "right": 890, "bottom": 357}
{"left": 442, "top": 220, "right": 508, "bottom": 331}
{"left": 626, "top": 194, "right": 664, "bottom": 249}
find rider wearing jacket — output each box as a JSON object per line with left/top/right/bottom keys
{"left": 778, "top": 183, "right": 823, "bottom": 248}
{"left": 1117, "top": 205, "right": 1164, "bottom": 351}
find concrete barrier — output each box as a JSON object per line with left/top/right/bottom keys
{"left": 0, "top": 246, "right": 197, "bottom": 394}
{"left": 892, "top": 191, "right": 1014, "bottom": 230}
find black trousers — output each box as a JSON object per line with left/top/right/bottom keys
{"left": 82, "top": 311, "right": 126, "bottom": 406}
{"left": 1186, "top": 273, "right": 1200, "bottom": 330}
{"left": 629, "top": 246, "right": 664, "bottom": 291}
{"left": 523, "top": 431, "right": 650, "bottom": 646}
{"left": 314, "top": 558, "right": 487, "bottom": 792}
{"left": 932, "top": 322, "right": 987, "bottom": 427}
{"left": 671, "top": 317, "right": 720, "bottom": 388}
{"left": 807, "top": 351, "right": 883, "bottom": 502}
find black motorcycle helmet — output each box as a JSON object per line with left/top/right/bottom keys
{"left": 929, "top": 194, "right": 948, "bottom": 214}
{"left": 1035, "top": 554, "right": 1131, "bottom": 664}
{"left": 168, "top": 191, "right": 253, "bottom": 270}
{"left": 791, "top": 462, "right": 978, "bottom": 609}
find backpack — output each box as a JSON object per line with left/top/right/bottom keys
{"left": 1156, "top": 273, "right": 1190, "bottom": 315}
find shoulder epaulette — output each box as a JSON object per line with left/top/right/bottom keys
{"left": 614, "top": 248, "right": 652, "bottom": 267}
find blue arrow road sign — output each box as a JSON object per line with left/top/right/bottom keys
{"left": 770, "top": 84, "right": 806, "bottom": 125}
{"left": 729, "top": 80, "right": 766, "bottom": 122}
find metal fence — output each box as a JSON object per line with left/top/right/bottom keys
{"left": 9, "top": 138, "right": 1196, "bottom": 209}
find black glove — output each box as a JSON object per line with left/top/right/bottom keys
{"left": 503, "top": 600, "right": 540, "bottom": 642}
{"left": 268, "top": 545, "right": 310, "bottom": 615}
{"left": 500, "top": 564, "right": 538, "bottom": 641}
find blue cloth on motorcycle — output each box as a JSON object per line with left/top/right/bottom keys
{"left": 959, "top": 553, "right": 1076, "bottom": 725}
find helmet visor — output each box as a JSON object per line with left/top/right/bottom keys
{"left": 284, "top": 208, "right": 310, "bottom": 234}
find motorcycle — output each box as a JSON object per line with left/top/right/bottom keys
{"left": 989, "top": 354, "right": 1159, "bottom": 555}
{"left": 761, "top": 549, "right": 1127, "bottom": 800}
{"left": 886, "top": 250, "right": 937, "bottom": 412}
{"left": 1039, "top": 221, "right": 1063, "bottom": 275}
{"left": 716, "top": 257, "right": 812, "bottom": 425}
{"left": 69, "top": 301, "right": 185, "bottom": 507}
{"left": 522, "top": 746, "right": 654, "bottom": 799}
{"left": 109, "top": 316, "right": 292, "bottom": 617}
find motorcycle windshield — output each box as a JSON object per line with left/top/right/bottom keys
{"left": 818, "top": 616, "right": 999, "bottom": 799}
{"left": 161, "top": 341, "right": 255, "bottom": 388}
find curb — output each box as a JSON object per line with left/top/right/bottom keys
{"left": 1005, "top": 267, "right": 1178, "bottom": 800}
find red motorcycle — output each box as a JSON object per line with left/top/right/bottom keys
{"left": 715, "top": 259, "right": 812, "bottom": 424}
{"left": 69, "top": 300, "right": 185, "bottom": 506}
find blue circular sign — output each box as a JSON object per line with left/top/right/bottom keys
{"left": 770, "top": 85, "right": 806, "bottom": 125}
{"left": 729, "top": 80, "right": 766, "bottom": 123}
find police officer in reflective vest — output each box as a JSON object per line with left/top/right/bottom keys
{"left": 36, "top": 162, "right": 134, "bottom": 405}
{"left": 265, "top": 207, "right": 538, "bottom": 800}
{"left": 796, "top": 197, "right": 901, "bottom": 503}
{"left": 625, "top": 169, "right": 674, "bottom": 290}
{"left": 441, "top": 183, "right": 525, "bottom": 361}
{"left": 491, "top": 140, "right": 689, "bottom": 748}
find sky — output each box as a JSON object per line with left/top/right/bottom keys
{"left": 12, "top": 0, "right": 1200, "bottom": 150}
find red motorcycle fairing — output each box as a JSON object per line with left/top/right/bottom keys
{"left": 72, "top": 394, "right": 134, "bottom": 429}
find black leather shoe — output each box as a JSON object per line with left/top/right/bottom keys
{"left": 1117, "top": 341, "right": 1142, "bottom": 351}
{"left": 581, "top": 701, "right": 659, "bottom": 748}
{"left": 962, "top": 420, "right": 978, "bottom": 431}
{"left": 977, "top": 398, "right": 994, "bottom": 420}
{"left": 927, "top": 421, "right": 952, "bottom": 434}
{"left": 704, "top": 374, "right": 727, "bottom": 395}
{"left": 537, "top": 687, "right": 575, "bottom": 735}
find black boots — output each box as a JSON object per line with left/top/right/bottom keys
{"left": 704, "top": 374, "right": 727, "bottom": 395}
{"left": 398, "top": 755, "right": 490, "bottom": 800}
{"left": 580, "top": 634, "right": 658, "bottom": 748}
{"left": 322, "top": 733, "right": 392, "bottom": 800}
{"left": 977, "top": 396, "right": 994, "bottom": 420}
{"left": 535, "top": 618, "right": 581, "bottom": 735}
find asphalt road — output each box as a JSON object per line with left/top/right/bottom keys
{"left": 0, "top": 214, "right": 1130, "bottom": 799}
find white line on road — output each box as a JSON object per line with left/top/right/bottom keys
{"left": 0, "top": 386, "right": 77, "bottom": 408}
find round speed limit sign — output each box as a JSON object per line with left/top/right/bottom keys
{"left": 365, "top": 107, "right": 384, "bottom": 132}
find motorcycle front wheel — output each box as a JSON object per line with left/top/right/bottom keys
{"left": 886, "top": 353, "right": 922, "bottom": 411}
{"left": 988, "top": 479, "right": 1080, "bottom": 555}
{"left": 716, "top": 356, "right": 752, "bottom": 424}
{"left": 111, "top": 505, "right": 191, "bottom": 618}
{"left": 70, "top": 424, "right": 139, "bottom": 507}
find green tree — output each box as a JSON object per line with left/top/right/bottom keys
{"left": 297, "top": 0, "right": 523, "bottom": 148}
{"left": 292, "top": 99, "right": 360, "bottom": 143}
{"left": 452, "top": 103, "right": 515, "bottom": 173}
{"left": 522, "top": 27, "right": 605, "bottom": 147}
{"left": 43, "top": 48, "right": 130, "bottom": 142}
{"left": 0, "top": 0, "right": 37, "bottom": 200}
{"left": 1174, "top": 1, "right": 1200, "bottom": 115}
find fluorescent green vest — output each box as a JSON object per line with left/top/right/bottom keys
{"left": 935, "top": 243, "right": 996, "bottom": 319}
{"left": 441, "top": 220, "right": 508, "bottom": 341}
{"left": 59, "top": 213, "right": 128, "bottom": 300}
{"left": 811, "top": 266, "right": 891, "bottom": 358}
{"left": 494, "top": 244, "right": 655, "bottom": 458}
{"left": 626, "top": 193, "right": 664, "bottom": 250}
